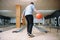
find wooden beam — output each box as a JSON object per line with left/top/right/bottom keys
{"left": 16, "top": 5, "right": 21, "bottom": 28}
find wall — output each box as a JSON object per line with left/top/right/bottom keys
{"left": 1, "top": 0, "right": 60, "bottom": 12}
{"left": 0, "top": 0, "right": 60, "bottom": 17}
{"left": 20, "top": 0, "right": 60, "bottom": 11}
{"left": 0, "top": 0, "right": 2, "bottom": 9}
{"left": 1, "top": 0, "right": 20, "bottom": 10}
{"left": 0, "top": 0, "right": 20, "bottom": 17}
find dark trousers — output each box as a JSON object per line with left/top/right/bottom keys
{"left": 25, "top": 15, "right": 33, "bottom": 34}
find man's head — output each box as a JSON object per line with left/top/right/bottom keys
{"left": 30, "top": 2, "right": 34, "bottom": 5}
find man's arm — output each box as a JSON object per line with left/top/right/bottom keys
{"left": 34, "top": 8, "right": 39, "bottom": 13}
{"left": 32, "top": 5, "right": 39, "bottom": 13}
{"left": 22, "top": 10, "right": 25, "bottom": 19}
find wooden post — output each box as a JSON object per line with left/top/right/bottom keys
{"left": 16, "top": 5, "right": 21, "bottom": 28}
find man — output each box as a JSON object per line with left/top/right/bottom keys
{"left": 22, "top": 2, "right": 39, "bottom": 37}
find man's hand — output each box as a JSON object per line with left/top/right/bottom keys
{"left": 22, "top": 14, "right": 25, "bottom": 20}
{"left": 34, "top": 9, "right": 40, "bottom": 13}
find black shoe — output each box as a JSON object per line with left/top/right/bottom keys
{"left": 28, "top": 34, "right": 35, "bottom": 37}
{"left": 45, "top": 31, "right": 48, "bottom": 33}
{"left": 27, "top": 33, "right": 30, "bottom": 35}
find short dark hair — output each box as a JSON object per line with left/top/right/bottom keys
{"left": 30, "top": 2, "right": 34, "bottom": 4}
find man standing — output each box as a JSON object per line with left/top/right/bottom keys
{"left": 22, "top": 2, "right": 39, "bottom": 37}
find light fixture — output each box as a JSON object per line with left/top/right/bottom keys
{"left": 0, "top": 10, "right": 12, "bottom": 12}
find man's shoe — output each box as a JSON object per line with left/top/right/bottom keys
{"left": 28, "top": 34, "right": 35, "bottom": 37}
{"left": 45, "top": 31, "right": 48, "bottom": 33}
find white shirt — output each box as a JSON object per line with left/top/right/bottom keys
{"left": 23, "top": 4, "right": 35, "bottom": 16}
